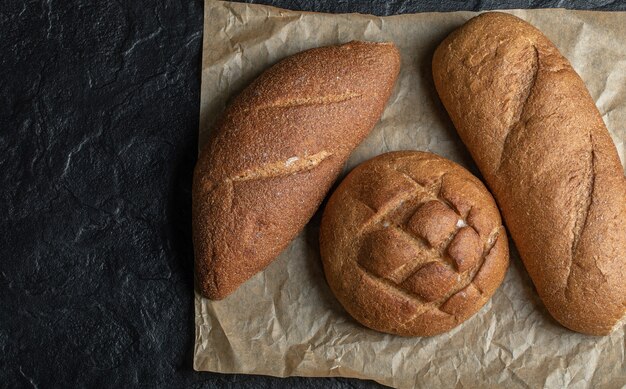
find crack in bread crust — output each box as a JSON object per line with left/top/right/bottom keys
{"left": 565, "top": 142, "right": 596, "bottom": 295}
{"left": 388, "top": 226, "right": 441, "bottom": 282}
{"left": 359, "top": 187, "right": 424, "bottom": 233}
{"left": 198, "top": 150, "right": 334, "bottom": 196}
{"left": 497, "top": 45, "right": 539, "bottom": 173}
{"left": 399, "top": 226, "right": 502, "bottom": 326}
{"left": 355, "top": 170, "right": 503, "bottom": 316}
{"left": 230, "top": 150, "right": 333, "bottom": 182}
{"left": 254, "top": 92, "right": 362, "bottom": 110}
{"left": 355, "top": 262, "right": 451, "bottom": 318}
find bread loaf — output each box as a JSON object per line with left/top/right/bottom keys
{"left": 320, "top": 151, "right": 509, "bottom": 336}
{"left": 433, "top": 12, "right": 626, "bottom": 335}
{"left": 193, "top": 41, "right": 401, "bottom": 300}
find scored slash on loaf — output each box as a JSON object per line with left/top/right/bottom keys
{"left": 193, "top": 41, "right": 401, "bottom": 300}
{"left": 433, "top": 12, "right": 626, "bottom": 335}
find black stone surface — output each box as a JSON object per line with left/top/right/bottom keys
{"left": 0, "top": 1, "right": 621, "bottom": 388}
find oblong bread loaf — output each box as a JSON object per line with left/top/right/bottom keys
{"left": 433, "top": 12, "right": 626, "bottom": 335}
{"left": 193, "top": 41, "right": 401, "bottom": 300}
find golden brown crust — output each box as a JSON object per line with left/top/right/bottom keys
{"left": 433, "top": 12, "right": 626, "bottom": 335}
{"left": 319, "top": 151, "right": 509, "bottom": 336}
{"left": 193, "top": 41, "right": 401, "bottom": 300}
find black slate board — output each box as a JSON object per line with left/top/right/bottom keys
{"left": 0, "top": 1, "right": 622, "bottom": 388}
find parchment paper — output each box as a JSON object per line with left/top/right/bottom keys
{"left": 195, "top": 2, "right": 626, "bottom": 387}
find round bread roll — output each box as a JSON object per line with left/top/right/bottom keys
{"left": 320, "top": 151, "right": 509, "bottom": 336}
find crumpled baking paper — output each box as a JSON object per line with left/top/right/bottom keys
{"left": 195, "top": 1, "right": 626, "bottom": 387}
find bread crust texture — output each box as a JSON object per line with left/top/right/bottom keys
{"left": 193, "top": 41, "right": 401, "bottom": 300}
{"left": 433, "top": 12, "right": 626, "bottom": 335}
{"left": 320, "top": 151, "right": 509, "bottom": 336}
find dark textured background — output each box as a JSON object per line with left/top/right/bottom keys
{"left": 1, "top": 1, "right": 623, "bottom": 388}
